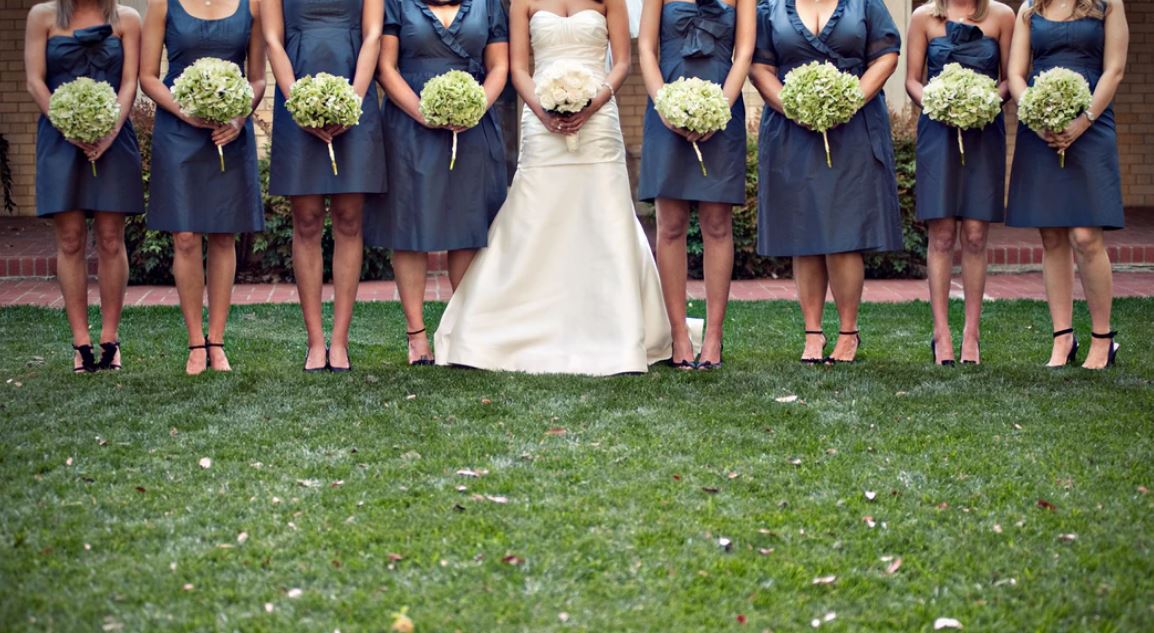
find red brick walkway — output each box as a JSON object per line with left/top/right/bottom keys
{"left": 2, "top": 272, "right": 1153, "bottom": 307}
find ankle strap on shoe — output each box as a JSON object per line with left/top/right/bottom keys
{"left": 1091, "top": 331, "right": 1117, "bottom": 339}
{"left": 804, "top": 330, "right": 824, "bottom": 335}
{"left": 406, "top": 328, "right": 427, "bottom": 337}
{"left": 1053, "top": 328, "right": 1075, "bottom": 337}
{"left": 206, "top": 341, "right": 225, "bottom": 348}
{"left": 839, "top": 330, "right": 859, "bottom": 336}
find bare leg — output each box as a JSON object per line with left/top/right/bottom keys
{"left": 654, "top": 198, "right": 695, "bottom": 365}
{"left": 172, "top": 231, "right": 208, "bottom": 374}
{"left": 292, "top": 195, "right": 329, "bottom": 370}
{"left": 328, "top": 193, "right": 364, "bottom": 370}
{"left": 926, "top": 218, "right": 958, "bottom": 364}
{"left": 959, "top": 219, "right": 989, "bottom": 363}
{"left": 447, "top": 249, "right": 477, "bottom": 291}
{"left": 1040, "top": 227, "right": 1076, "bottom": 366}
{"left": 93, "top": 213, "right": 127, "bottom": 368}
{"left": 697, "top": 202, "right": 733, "bottom": 365}
{"left": 53, "top": 211, "right": 91, "bottom": 370}
{"left": 394, "top": 250, "right": 431, "bottom": 363}
{"left": 793, "top": 255, "right": 828, "bottom": 361}
{"left": 1070, "top": 227, "right": 1114, "bottom": 369}
{"left": 826, "top": 252, "right": 864, "bottom": 362}
{"left": 205, "top": 233, "right": 236, "bottom": 371}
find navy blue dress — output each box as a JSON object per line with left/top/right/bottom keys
{"left": 36, "top": 25, "right": 144, "bottom": 217}
{"left": 1006, "top": 6, "right": 1124, "bottom": 230}
{"left": 269, "top": 0, "right": 387, "bottom": 197}
{"left": 638, "top": 0, "right": 746, "bottom": 205}
{"left": 916, "top": 21, "right": 1005, "bottom": 223}
{"left": 364, "top": 0, "right": 508, "bottom": 251}
{"left": 147, "top": 0, "right": 263, "bottom": 233}
{"left": 753, "top": 0, "right": 902, "bottom": 257}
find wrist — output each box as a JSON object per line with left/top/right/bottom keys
{"left": 1083, "top": 110, "right": 1097, "bottom": 124}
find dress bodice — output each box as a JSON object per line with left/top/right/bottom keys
{"left": 1029, "top": 11, "right": 1106, "bottom": 86}
{"left": 45, "top": 25, "right": 124, "bottom": 91}
{"left": 387, "top": 0, "right": 507, "bottom": 80}
{"left": 530, "top": 10, "right": 609, "bottom": 80}
{"left": 754, "top": 0, "right": 901, "bottom": 78}
{"left": 163, "top": 0, "right": 252, "bottom": 86}
{"left": 284, "top": 0, "right": 363, "bottom": 32}
{"left": 927, "top": 21, "right": 999, "bottom": 80}
{"left": 659, "top": 0, "right": 736, "bottom": 64}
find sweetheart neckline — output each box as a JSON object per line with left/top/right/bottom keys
{"left": 530, "top": 8, "right": 606, "bottom": 21}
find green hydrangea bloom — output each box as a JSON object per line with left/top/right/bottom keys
{"left": 171, "top": 57, "right": 254, "bottom": 124}
{"left": 1018, "top": 67, "right": 1093, "bottom": 168}
{"left": 47, "top": 77, "right": 120, "bottom": 143}
{"left": 419, "top": 70, "right": 487, "bottom": 129}
{"left": 654, "top": 77, "right": 731, "bottom": 134}
{"left": 922, "top": 63, "right": 1001, "bottom": 131}
{"left": 285, "top": 73, "right": 363, "bottom": 128}
{"left": 780, "top": 62, "right": 864, "bottom": 167}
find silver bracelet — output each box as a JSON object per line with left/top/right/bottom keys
{"left": 1084, "top": 110, "right": 1097, "bottom": 123}
{"left": 600, "top": 81, "right": 615, "bottom": 98}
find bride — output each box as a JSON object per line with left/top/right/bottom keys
{"left": 434, "top": 0, "right": 678, "bottom": 375}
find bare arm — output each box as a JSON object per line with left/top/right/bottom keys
{"left": 353, "top": 0, "right": 384, "bottom": 99}
{"left": 904, "top": 8, "right": 928, "bottom": 107}
{"left": 725, "top": 0, "right": 756, "bottom": 105}
{"left": 994, "top": 2, "right": 1014, "bottom": 101}
{"left": 139, "top": 0, "right": 186, "bottom": 119}
{"left": 1053, "top": 0, "right": 1128, "bottom": 150}
{"left": 749, "top": 62, "right": 783, "bottom": 114}
{"left": 23, "top": 3, "right": 54, "bottom": 115}
{"left": 87, "top": 6, "right": 144, "bottom": 160}
{"left": 261, "top": 0, "right": 296, "bottom": 98}
{"left": 1007, "top": 2, "right": 1032, "bottom": 103}
{"left": 482, "top": 42, "right": 509, "bottom": 107}
{"left": 861, "top": 53, "right": 897, "bottom": 103}
{"left": 247, "top": 0, "right": 268, "bottom": 107}
{"left": 637, "top": 0, "right": 663, "bottom": 100}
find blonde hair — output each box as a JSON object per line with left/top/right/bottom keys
{"left": 1025, "top": 0, "right": 1106, "bottom": 21}
{"left": 927, "top": 0, "right": 990, "bottom": 23}
{"left": 55, "top": 0, "right": 120, "bottom": 30}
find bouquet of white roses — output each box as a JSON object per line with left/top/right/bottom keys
{"left": 922, "top": 63, "right": 1002, "bottom": 166}
{"left": 1017, "top": 67, "right": 1093, "bottom": 169}
{"left": 654, "top": 77, "right": 732, "bottom": 176}
{"left": 171, "top": 57, "right": 254, "bottom": 172}
{"left": 535, "top": 61, "right": 599, "bottom": 152}
{"left": 780, "top": 61, "right": 864, "bottom": 168}
{"left": 285, "top": 72, "right": 363, "bottom": 175}
{"left": 419, "top": 70, "right": 487, "bottom": 170}
{"left": 47, "top": 77, "right": 120, "bottom": 177}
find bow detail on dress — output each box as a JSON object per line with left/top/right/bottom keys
{"left": 936, "top": 21, "right": 1000, "bottom": 78}
{"left": 679, "top": 0, "right": 733, "bottom": 59}
{"left": 417, "top": 0, "right": 485, "bottom": 77}
{"left": 54, "top": 25, "right": 121, "bottom": 78}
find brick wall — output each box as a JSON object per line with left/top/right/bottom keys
{"left": 2, "top": 0, "right": 38, "bottom": 214}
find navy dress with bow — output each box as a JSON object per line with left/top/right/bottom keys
{"left": 753, "top": 0, "right": 902, "bottom": 257}
{"left": 36, "top": 24, "right": 144, "bottom": 217}
{"left": 364, "top": 0, "right": 508, "bottom": 251}
{"left": 1006, "top": 5, "right": 1123, "bottom": 230}
{"left": 638, "top": 0, "right": 746, "bottom": 205}
{"left": 916, "top": 21, "right": 1005, "bottom": 223}
{"left": 147, "top": 0, "right": 263, "bottom": 233}
{"left": 269, "top": 0, "right": 387, "bottom": 197}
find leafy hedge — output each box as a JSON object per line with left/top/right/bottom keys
{"left": 687, "top": 110, "right": 926, "bottom": 279}
{"left": 1, "top": 133, "right": 14, "bottom": 214}
{"left": 124, "top": 102, "right": 393, "bottom": 285}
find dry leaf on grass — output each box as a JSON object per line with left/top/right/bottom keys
{"left": 1036, "top": 498, "right": 1057, "bottom": 511}
{"left": 863, "top": 516, "right": 877, "bottom": 529}
{"left": 1138, "top": 485, "right": 1149, "bottom": 495}
{"left": 502, "top": 555, "right": 524, "bottom": 566}
{"left": 775, "top": 395, "right": 799, "bottom": 403}
{"left": 237, "top": 532, "right": 249, "bottom": 544}
{"left": 811, "top": 612, "right": 837, "bottom": 627}
{"left": 701, "top": 487, "right": 720, "bottom": 494}
{"left": 812, "top": 575, "right": 837, "bottom": 585}
{"left": 1057, "top": 533, "right": 1077, "bottom": 542}
{"left": 456, "top": 469, "right": 488, "bottom": 478}
{"left": 545, "top": 427, "right": 567, "bottom": 436}
{"left": 758, "top": 548, "right": 774, "bottom": 556}
{"left": 718, "top": 537, "right": 733, "bottom": 551}
{"left": 865, "top": 490, "right": 877, "bottom": 501}
{"left": 934, "top": 617, "right": 963, "bottom": 629}
{"left": 198, "top": 457, "right": 212, "bottom": 469}
{"left": 788, "top": 458, "right": 802, "bottom": 466}
{"left": 885, "top": 557, "right": 903, "bottom": 575}
{"left": 296, "top": 479, "right": 321, "bottom": 488}
{"left": 287, "top": 588, "right": 303, "bottom": 599}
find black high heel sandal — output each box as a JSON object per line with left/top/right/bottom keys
{"left": 303, "top": 347, "right": 329, "bottom": 373}
{"left": 206, "top": 341, "right": 228, "bottom": 370}
{"left": 328, "top": 345, "right": 352, "bottom": 373}
{"left": 1090, "top": 331, "right": 1119, "bottom": 368}
{"left": 406, "top": 328, "right": 434, "bottom": 366}
{"left": 930, "top": 338, "right": 955, "bottom": 367}
{"left": 73, "top": 344, "right": 97, "bottom": 373}
{"left": 801, "top": 330, "right": 826, "bottom": 365}
{"left": 98, "top": 341, "right": 121, "bottom": 370}
{"left": 696, "top": 343, "right": 723, "bottom": 371}
{"left": 189, "top": 342, "right": 210, "bottom": 370}
{"left": 961, "top": 342, "right": 980, "bottom": 365}
{"left": 1048, "top": 328, "right": 1078, "bottom": 368}
{"left": 825, "top": 331, "right": 861, "bottom": 365}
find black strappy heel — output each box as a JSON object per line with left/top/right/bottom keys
{"left": 930, "top": 338, "right": 955, "bottom": 367}
{"left": 329, "top": 346, "right": 352, "bottom": 373}
{"left": 801, "top": 330, "right": 826, "bottom": 365}
{"left": 825, "top": 331, "right": 861, "bottom": 365}
{"left": 205, "top": 341, "right": 228, "bottom": 370}
{"left": 961, "top": 341, "right": 980, "bottom": 365}
{"left": 406, "top": 328, "right": 434, "bottom": 366}
{"left": 1048, "top": 328, "right": 1078, "bottom": 368}
{"left": 1090, "top": 330, "right": 1119, "bottom": 368}
{"left": 696, "top": 344, "right": 723, "bottom": 371}
{"left": 188, "top": 342, "right": 210, "bottom": 370}
{"left": 98, "top": 341, "right": 121, "bottom": 370}
{"left": 73, "top": 344, "right": 98, "bottom": 373}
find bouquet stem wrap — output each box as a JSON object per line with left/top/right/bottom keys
{"left": 451, "top": 131, "right": 459, "bottom": 170}
{"left": 327, "top": 142, "right": 339, "bottom": 176}
{"left": 822, "top": 131, "right": 832, "bottom": 169}
{"left": 957, "top": 128, "right": 966, "bottom": 167}
{"left": 653, "top": 77, "right": 731, "bottom": 177}
{"left": 565, "top": 131, "right": 580, "bottom": 153}
{"left": 91, "top": 160, "right": 98, "bottom": 178}
{"left": 691, "top": 141, "right": 707, "bottom": 176}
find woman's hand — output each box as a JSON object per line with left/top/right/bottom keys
{"left": 181, "top": 113, "right": 218, "bottom": 129}
{"left": 1052, "top": 114, "right": 1091, "bottom": 151}
{"left": 302, "top": 126, "right": 334, "bottom": 143}
{"left": 85, "top": 131, "right": 118, "bottom": 162}
{"left": 554, "top": 105, "right": 596, "bottom": 135}
{"left": 211, "top": 117, "right": 245, "bottom": 146}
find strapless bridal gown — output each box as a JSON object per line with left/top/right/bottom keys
{"left": 434, "top": 10, "right": 674, "bottom": 375}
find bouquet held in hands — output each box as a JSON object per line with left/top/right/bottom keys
{"left": 47, "top": 77, "right": 120, "bottom": 177}
{"left": 654, "top": 77, "right": 732, "bottom": 177}
{"left": 1017, "top": 67, "right": 1093, "bottom": 169}
{"left": 921, "top": 63, "right": 1002, "bottom": 167}
{"left": 780, "top": 61, "right": 863, "bottom": 168}
{"left": 285, "top": 72, "right": 363, "bottom": 175}
{"left": 419, "top": 70, "right": 488, "bottom": 170}
{"left": 535, "top": 61, "right": 599, "bottom": 152}
{"left": 171, "top": 57, "right": 254, "bottom": 172}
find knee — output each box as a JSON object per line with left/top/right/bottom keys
{"left": 207, "top": 234, "right": 235, "bottom": 253}
{"left": 1070, "top": 229, "right": 1104, "bottom": 257}
{"left": 173, "top": 232, "right": 202, "bottom": 258}
{"left": 293, "top": 211, "right": 325, "bottom": 241}
{"left": 56, "top": 229, "right": 86, "bottom": 258}
{"left": 330, "top": 208, "right": 363, "bottom": 239}
{"left": 1039, "top": 229, "right": 1069, "bottom": 251}
{"left": 698, "top": 211, "right": 733, "bottom": 242}
{"left": 960, "top": 228, "right": 987, "bottom": 255}
{"left": 94, "top": 228, "right": 124, "bottom": 258}
{"left": 657, "top": 214, "right": 690, "bottom": 242}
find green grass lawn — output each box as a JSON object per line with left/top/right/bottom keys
{"left": 1, "top": 299, "right": 1153, "bottom": 632}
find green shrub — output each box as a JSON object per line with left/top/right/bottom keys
{"left": 687, "top": 110, "right": 926, "bottom": 280}
{"left": 124, "top": 101, "right": 393, "bottom": 285}
{"left": 1, "top": 134, "right": 14, "bottom": 214}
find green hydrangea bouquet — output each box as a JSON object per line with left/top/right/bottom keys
{"left": 654, "top": 77, "right": 732, "bottom": 176}
{"left": 47, "top": 77, "right": 120, "bottom": 177}
{"left": 921, "top": 63, "right": 1002, "bottom": 166}
{"left": 285, "top": 73, "right": 363, "bottom": 175}
{"left": 419, "top": 70, "right": 487, "bottom": 170}
{"left": 780, "top": 61, "right": 864, "bottom": 168}
{"left": 171, "top": 57, "right": 254, "bottom": 172}
{"left": 1017, "top": 67, "right": 1093, "bottom": 168}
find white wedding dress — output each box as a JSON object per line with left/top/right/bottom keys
{"left": 434, "top": 9, "right": 674, "bottom": 375}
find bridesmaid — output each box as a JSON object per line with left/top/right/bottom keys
{"left": 749, "top": 0, "right": 902, "bottom": 364}
{"left": 141, "top": 0, "right": 266, "bottom": 375}
{"left": 637, "top": 0, "right": 755, "bottom": 370}
{"left": 25, "top": 0, "right": 144, "bottom": 373}
{"left": 906, "top": 0, "right": 1014, "bottom": 366}
{"left": 264, "top": 0, "right": 387, "bottom": 372}
{"left": 1006, "top": 0, "right": 1127, "bottom": 369}
{"left": 365, "top": 0, "right": 510, "bottom": 366}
